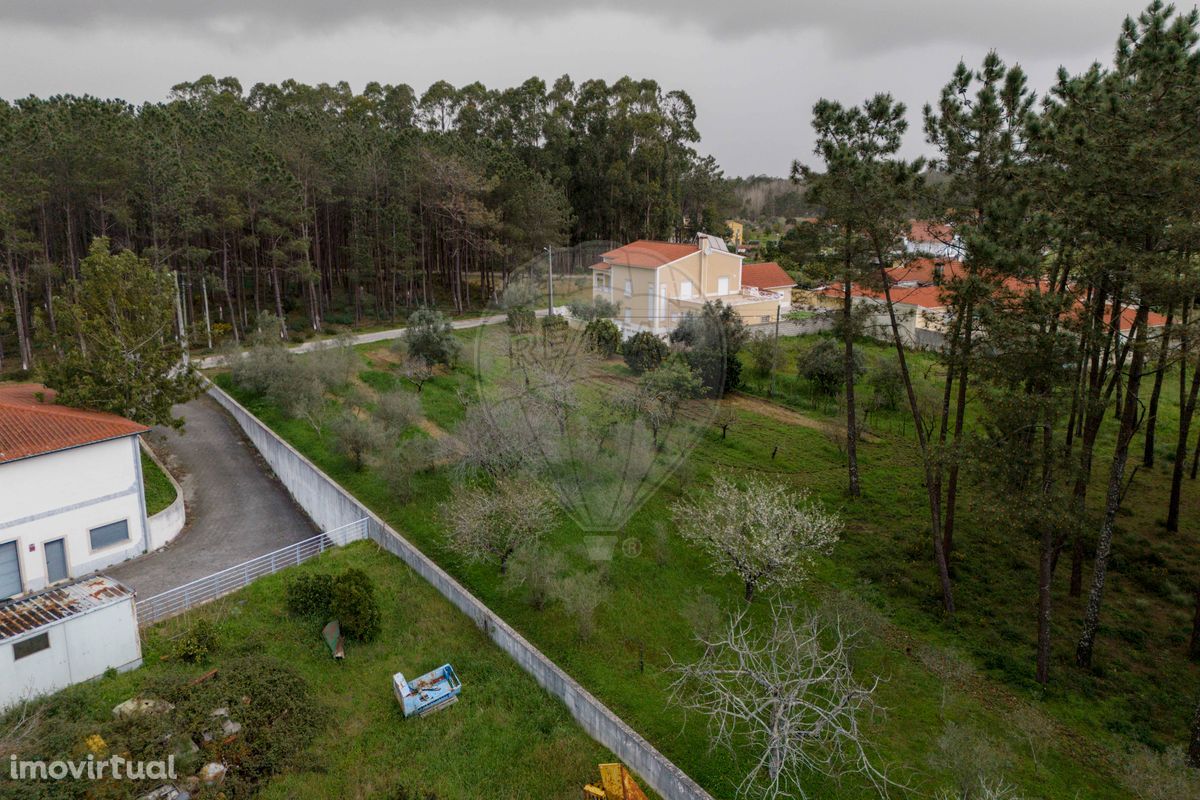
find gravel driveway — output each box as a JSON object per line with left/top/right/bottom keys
{"left": 108, "top": 394, "right": 318, "bottom": 597}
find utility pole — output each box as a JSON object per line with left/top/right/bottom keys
{"left": 769, "top": 305, "right": 781, "bottom": 398}
{"left": 546, "top": 245, "right": 554, "bottom": 315}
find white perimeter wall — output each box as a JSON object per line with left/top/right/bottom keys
{"left": 0, "top": 436, "right": 149, "bottom": 594}
{"left": 1, "top": 598, "right": 142, "bottom": 710}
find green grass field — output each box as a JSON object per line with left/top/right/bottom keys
{"left": 203, "top": 324, "right": 1200, "bottom": 799}
{"left": 3, "top": 543, "right": 618, "bottom": 799}
{"left": 141, "top": 450, "right": 178, "bottom": 516}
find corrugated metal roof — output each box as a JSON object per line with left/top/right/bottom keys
{"left": 0, "top": 383, "right": 148, "bottom": 465}
{"left": 0, "top": 575, "right": 133, "bottom": 642}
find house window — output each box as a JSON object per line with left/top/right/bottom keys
{"left": 623, "top": 279, "right": 633, "bottom": 297}
{"left": 717, "top": 276, "right": 729, "bottom": 295}
{"left": 13, "top": 632, "right": 50, "bottom": 660}
{"left": 0, "top": 541, "right": 21, "bottom": 600}
{"left": 624, "top": 309, "right": 632, "bottom": 325}
{"left": 89, "top": 520, "right": 130, "bottom": 551}
{"left": 680, "top": 280, "right": 693, "bottom": 300}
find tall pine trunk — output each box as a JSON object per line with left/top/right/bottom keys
{"left": 877, "top": 255, "right": 954, "bottom": 613}
{"left": 1077, "top": 304, "right": 1150, "bottom": 668}
{"left": 1142, "top": 307, "right": 1174, "bottom": 468}
{"left": 842, "top": 277, "right": 861, "bottom": 497}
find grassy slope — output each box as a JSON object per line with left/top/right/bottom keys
{"left": 209, "top": 327, "right": 1200, "bottom": 799}
{"left": 141, "top": 450, "right": 178, "bottom": 516}
{"left": 11, "top": 543, "right": 616, "bottom": 799}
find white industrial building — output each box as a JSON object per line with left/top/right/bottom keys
{"left": 0, "top": 575, "right": 142, "bottom": 710}
{"left": 0, "top": 383, "right": 151, "bottom": 601}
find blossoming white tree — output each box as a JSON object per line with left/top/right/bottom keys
{"left": 672, "top": 474, "right": 840, "bottom": 601}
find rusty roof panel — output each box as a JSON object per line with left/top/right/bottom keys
{"left": 0, "top": 575, "right": 133, "bottom": 642}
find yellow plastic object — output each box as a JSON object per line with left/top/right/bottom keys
{"left": 582, "top": 785, "right": 606, "bottom": 799}
{"left": 597, "top": 763, "right": 649, "bottom": 800}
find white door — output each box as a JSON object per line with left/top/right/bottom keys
{"left": 717, "top": 276, "right": 729, "bottom": 295}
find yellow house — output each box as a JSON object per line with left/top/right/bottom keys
{"left": 724, "top": 220, "right": 744, "bottom": 247}
{"left": 590, "top": 235, "right": 791, "bottom": 336}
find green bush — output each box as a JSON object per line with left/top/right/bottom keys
{"left": 506, "top": 306, "right": 536, "bottom": 334}
{"left": 331, "top": 568, "right": 382, "bottom": 642}
{"left": 173, "top": 619, "right": 218, "bottom": 663}
{"left": 541, "top": 313, "right": 569, "bottom": 333}
{"left": 403, "top": 307, "right": 460, "bottom": 366}
{"left": 623, "top": 331, "right": 668, "bottom": 374}
{"left": 867, "top": 358, "right": 904, "bottom": 410}
{"left": 798, "top": 338, "right": 864, "bottom": 396}
{"left": 583, "top": 318, "right": 621, "bottom": 358}
{"left": 286, "top": 573, "right": 335, "bottom": 618}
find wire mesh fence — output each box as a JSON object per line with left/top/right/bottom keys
{"left": 135, "top": 518, "right": 370, "bottom": 627}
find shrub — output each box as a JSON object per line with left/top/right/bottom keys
{"left": 799, "top": 338, "right": 864, "bottom": 396}
{"left": 403, "top": 307, "right": 460, "bottom": 366}
{"left": 285, "top": 573, "right": 335, "bottom": 618}
{"left": 505, "top": 546, "right": 568, "bottom": 611}
{"left": 506, "top": 306, "right": 536, "bottom": 334}
{"left": 745, "top": 330, "right": 780, "bottom": 378}
{"left": 623, "top": 331, "right": 668, "bottom": 374}
{"left": 376, "top": 390, "right": 422, "bottom": 431}
{"left": 867, "top": 358, "right": 904, "bottom": 410}
{"left": 330, "top": 568, "right": 381, "bottom": 642}
{"left": 173, "top": 619, "right": 217, "bottom": 663}
{"left": 567, "top": 298, "right": 621, "bottom": 322}
{"left": 329, "top": 411, "right": 386, "bottom": 470}
{"left": 1121, "top": 745, "right": 1200, "bottom": 800}
{"left": 541, "top": 313, "right": 569, "bottom": 334}
{"left": 551, "top": 570, "right": 605, "bottom": 640}
{"left": 583, "top": 318, "right": 621, "bottom": 358}
{"left": 379, "top": 438, "right": 438, "bottom": 503}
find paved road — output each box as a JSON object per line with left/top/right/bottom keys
{"left": 108, "top": 394, "right": 318, "bottom": 597}
{"left": 194, "top": 306, "right": 568, "bottom": 369}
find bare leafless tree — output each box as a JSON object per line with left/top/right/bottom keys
{"left": 669, "top": 603, "right": 893, "bottom": 799}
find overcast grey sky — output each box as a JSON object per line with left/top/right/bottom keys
{"left": 0, "top": 1, "right": 1168, "bottom": 175}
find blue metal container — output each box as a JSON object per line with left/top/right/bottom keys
{"left": 393, "top": 663, "right": 461, "bottom": 718}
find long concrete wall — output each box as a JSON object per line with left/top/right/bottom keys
{"left": 142, "top": 441, "right": 186, "bottom": 551}
{"left": 205, "top": 381, "right": 714, "bottom": 800}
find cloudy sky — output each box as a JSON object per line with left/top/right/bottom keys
{"left": 0, "top": 1, "right": 1161, "bottom": 175}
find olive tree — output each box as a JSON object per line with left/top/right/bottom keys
{"left": 441, "top": 478, "right": 557, "bottom": 573}
{"left": 673, "top": 473, "right": 840, "bottom": 601}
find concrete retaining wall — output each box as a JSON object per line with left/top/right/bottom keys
{"left": 142, "top": 441, "right": 186, "bottom": 552}
{"left": 205, "top": 381, "right": 713, "bottom": 800}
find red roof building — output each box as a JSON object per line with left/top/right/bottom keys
{"left": 741, "top": 262, "right": 797, "bottom": 291}
{"left": 0, "top": 384, "right": 148, "bottom": 465}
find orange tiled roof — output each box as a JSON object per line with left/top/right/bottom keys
{"left": 599, "top": 240, "right": 698, "bottom": 268}
{"left": 818, "top": 282, "right": 948, "bottom": 310}
{"left": 886, "top": 258, "right": 966, "bottom": 285}
{"left": 0, "top": 383, "right": 148, "bottom": 465}
{"left": 742, "top": 262, "right": 797, "bottom": 290}
{"left": 908, "top": 220, "right": 955, "bottom": 244}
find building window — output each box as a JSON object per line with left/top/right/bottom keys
{"left": 89, "top": 520, "right": 130, "bottom": 551}
{"left": 717, "top": 276, "right": 729, "bottom": 295}
{"left": 0, "top": 540, "right": 21, "bottom": 600}
{"left": 680, "top": 280, "right": 693, "bottom": 300}
{"left": 623, "top": 279, "right": 633, "bottom": 297}
{"left": 624, "top": 309, "right": 632, "bottom": 325}
{"left": 13, "top": 632, "right": 50, "bottom": 660}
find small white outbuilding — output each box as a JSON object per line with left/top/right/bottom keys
{"left": 0, "top": 574, "right": 142, "bottom": 711}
